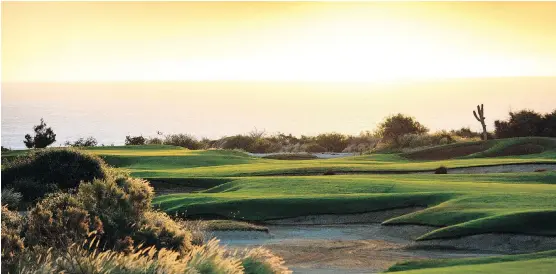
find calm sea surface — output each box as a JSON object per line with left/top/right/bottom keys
{"left": 2, "top": 79, "right": 556, "bottom": 149}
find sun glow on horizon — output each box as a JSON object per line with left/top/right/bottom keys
{"left": 3, "top": 2, "right": 556, "bottom": 82}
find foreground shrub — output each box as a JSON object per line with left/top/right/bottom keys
{"left": 7, "top": 238, "right": 292, "bottom": 274}
{"left": 135, "top": 211, "right": 193, "bottom": 254}
{"left": 25, "top": 192, "right": 103, "bottom": 248}
{"left": 1, "top": 188, "right": 22, "bottom": 210}
{"left": 241, "top": 247, "right": 292, "bottom": 274}
{"left": 1, "top": 206, "right": 25, "bottom": 270}
{"left": 1, "top": 149, "right": 109, "bottom": 204}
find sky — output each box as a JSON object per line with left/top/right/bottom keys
{"left": 2, "top": 2, "right": 556, "bottom": 148}
{"left": 3, "top": 1, "right": 556, "bottom": 82}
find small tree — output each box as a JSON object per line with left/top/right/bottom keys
{"left": 125, "top": 135, "right": 146, "bottom": 145}
{"left": 23, "top": 118, "right": 56, "bottom": 149}
{"left": 376, "top": 114, "right": 428, "bottom": 145}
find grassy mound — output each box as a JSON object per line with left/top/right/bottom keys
{"left": 154, "top": 173, "right": 556, "bottom": 239}
{"left": 402, "top": 137, "right": 556, "bottom": 160}
{"left": 387, "top": 250, "right": 556, "bottom": 272}
{"left": 1, "top": 148, "right": 109, "bottom": 204}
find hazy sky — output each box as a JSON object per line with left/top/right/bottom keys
{"left": 3, "top": 1, "right": 556, "bottom": 82}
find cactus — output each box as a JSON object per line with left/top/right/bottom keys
{"left": 473, "top": 104, "right": 488, "bottom": 140}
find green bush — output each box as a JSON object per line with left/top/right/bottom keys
{"left": 1, "top": 188, "right": 22, "bottom": 210}
{"left": 1, "top": 149, "right": 109, "bottom": 203}
{"left": 221, "top": 135, "right": 256, "bottom": 151}
{"left": 1, "top": 206, "right": 25, "bottom": 271}
{"left": 125, "top": 135, "right": 146, "bottom": 145}
{"left": 135, "top": 211, "right": 193, "bottom": 254}
{"left": 64, "top": 136, "right": 98, "bottom": 147}
{"left": 315, "top": 133, "right": 349, "bottom": 152}
{"left": 241, "top": 247, "right": 291, "bottom": 274}
{"left": 163, "top": 134, "right": 201, "bottom": 149}
{"left": 302, "top": 143, "right": 327, "bottom": 153}
{"left": 376, "top": 114, "right": 428, "bottom": 145}
{"left": 25, "top": 192, "right": 103, "bottom": 248}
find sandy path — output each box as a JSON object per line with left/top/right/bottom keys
{"left": 216, "top": 225, "right": 500, "bottom": 273}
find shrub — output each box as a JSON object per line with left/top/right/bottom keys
{"left": 125, "top": 135, "right": 146, "bottom": 145}
{"left": 1, "top": 146, "right": 11, "bottom": 152}
{"left": 450, "top": 127, "right": 481, "bottom": 139}
{"left": 249, "top": 138, "right": 280, "bottom": 153}
{"left": 135, "top": 211, "right": 193, "bottom": 254}
{"left": 376, "top": 114, "right": 428, "bottom": 145}
{"left": 241, "top": 247, "right": 291, "bottom": 274}
{"left": 1, "top": 188, "right": 22, "bottom": 210}
{"left": 23, "top": 118, "right": 56, "bottom": 149}
{"left": 315, "top": 133, "right": 349, "bottom": 152}
{"left": 1, "top": 149, "right": 109, "bottom": 203}
{"left": 221, "top": 135, "right": 256, "bottom": 151}
{"left": 434, "top": 166, "right": 448, "bottom": 174}
{"left": 164, "top": 134, "right": 201, "bottom": 149}
{"left": 146, "top": 137, "right": 163, "bottom": 145}
{"left": 1, "top": 206, "right": 25, "bottom": 270}
{"left": 302, "top": 143, "right": 327, "bottom": 153}
{"left": 64, "top": 136, "right": 98, "bottom": 147}
{"left": 25, "top": 192, "right": 103, "bottom": 248}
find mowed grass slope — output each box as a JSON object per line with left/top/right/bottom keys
{"left": 387, "top": 250, "right": 556, "bottom": 273}
{"left": 154, "top": 172, "right": 556, "bottom": 240}
{"left": 2, "top": 137, "right": 555, "bottom": 178}
{"left": 97, "top": 138, "right": 556, "bottom": 177}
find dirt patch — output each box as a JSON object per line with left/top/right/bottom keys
{"left": 413, "top": 233, "right": 556, "bottom": 254}
{"left": 403, "top": 143, "right": 490, "bottom": 160}
{"left": 265, "top": 207, "right": 426, "bottom": 225}
{"left": 265, "top": 239, "right": 420, "bottom": 271}
{"left": 262, "top": 154, "right": 318, "bottom": 160}
{"left": 447, "top": 163, "right": 556, "bottom": 174}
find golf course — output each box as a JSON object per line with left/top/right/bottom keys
{"left": 5, "top": 136, "right": 554, "bottom": 273}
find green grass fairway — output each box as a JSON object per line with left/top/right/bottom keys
{"left": 2, "top": 137, "right": 555, "bottom": 178}
{"left": 387, "top": 250, "right": 556, "bottom": 273}
{"left": 153, "top": 173, "right": 556, "bottom": 240}
{"left": 3, "top": 137, "right": 556, "bottom": 241}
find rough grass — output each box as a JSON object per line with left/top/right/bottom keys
{"left": 387, "top": 250, "right": 556, "bottom": 272}
{"left": 154, "top": 173, "right": 556, "bottom": 240}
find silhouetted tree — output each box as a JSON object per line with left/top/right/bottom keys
{"left": 376, "top": 114, "right": 428, "bottom": 145}
{"left": 23, "top": 118, "right": 56, "bottom": 149}
{"left": 494, "top": 110, "right": 544, "bottom": 138}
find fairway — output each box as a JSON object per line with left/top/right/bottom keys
{"left": 3, "top": 137, "right": 556, "bottom": 272}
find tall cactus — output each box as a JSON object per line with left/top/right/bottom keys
{"left": 473, "top": 104, "right": 488, "bottom": 140}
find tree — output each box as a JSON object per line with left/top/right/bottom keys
{"left": 23, "top": 118, "right": 56, "bottom": 149}
{"left": 542, "top": 110, "right": 556, "bottom": 137}
{"left": 125, "top": 135, "right": 146, "bottom": 145}
{"left": 494, "top": 110, "right": 544, "bottom": 138}
{"left": 376, "top": 114, "right": 428, "bottom": 145}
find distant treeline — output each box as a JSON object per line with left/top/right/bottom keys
{"left": 14, "top": 108, "right": 555, "bottom": 153}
